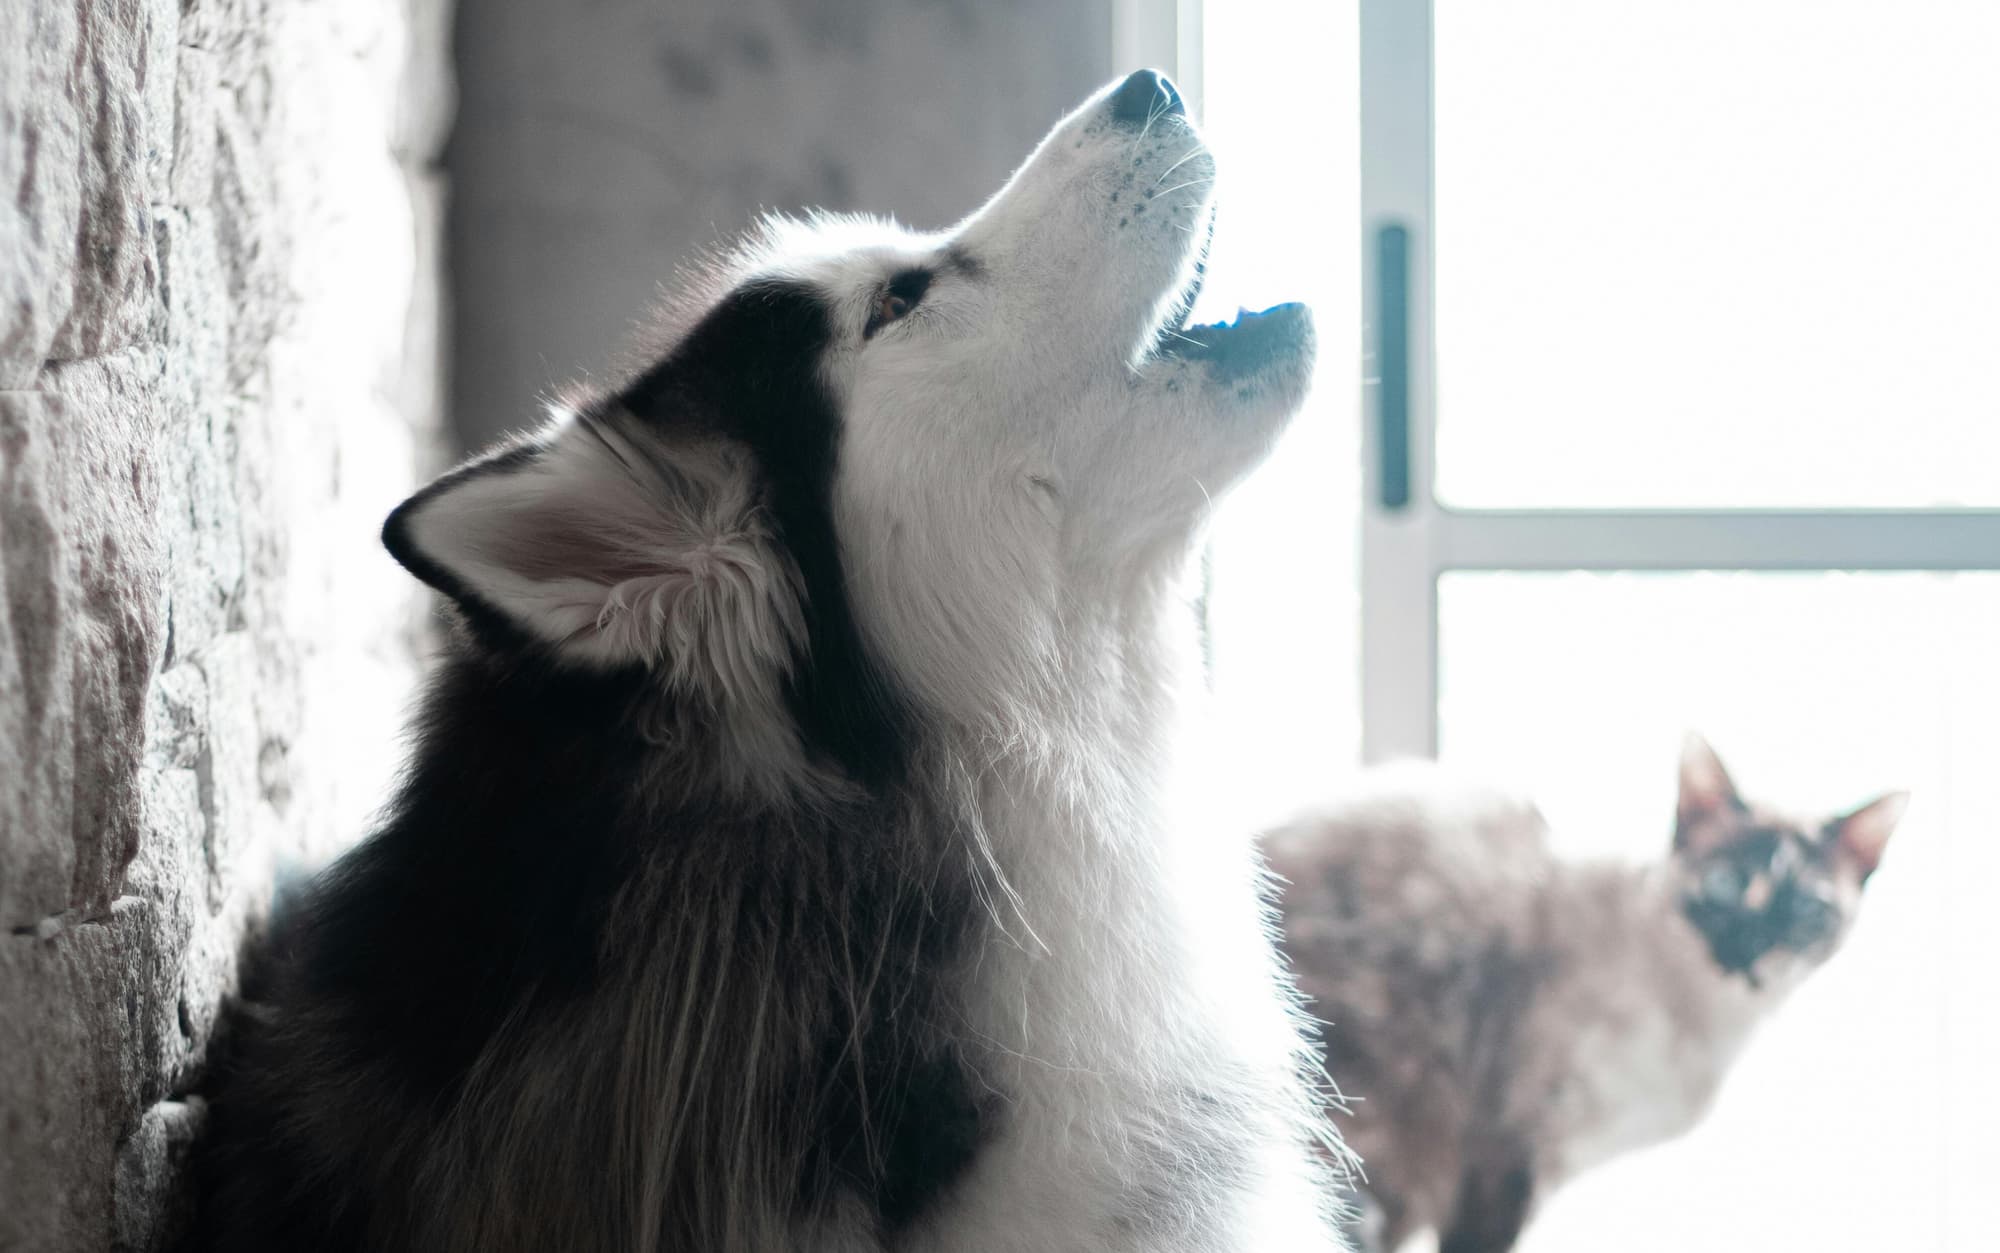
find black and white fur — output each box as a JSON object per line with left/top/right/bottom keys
{"left": 190, "top": 72, "right": 1342, "bottom": 1251}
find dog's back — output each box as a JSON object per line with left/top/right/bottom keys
{"left": 194, "top": 647, "right": 997, "bottom": 1251}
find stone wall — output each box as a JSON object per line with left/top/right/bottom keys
{"left": 0, "top": 0, "right": 450, "bottom": 1247}
{"left": 449, "top": 0, "right": 1111, "bottom": 448}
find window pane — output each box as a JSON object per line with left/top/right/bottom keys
{"left": 1432, "top": 1, "right": 2000, "bottom": 508}
{"left": 1198, "top": 0, "right": 1364, "bottom": 817}
{"left": 1437, "top": 571, "right": 2000, "bottom": 1251}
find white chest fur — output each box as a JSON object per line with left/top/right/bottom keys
{"left": 907, "top": 680, "right": 1339, "bottom": 1252}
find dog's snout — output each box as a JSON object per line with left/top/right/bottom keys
{"left": 1109, "top": 69, "right": 1183, "bottom": 126}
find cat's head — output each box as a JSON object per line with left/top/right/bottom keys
{"left": 1670, "top": 733, "right": 1907, "bottom": 987}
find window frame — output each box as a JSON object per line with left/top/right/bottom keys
{"left": 1357, "top": 0, "right": 2000, "bottom": 763}
{"left": 1112, "top": 0, "right": 1206, "bottom": 118}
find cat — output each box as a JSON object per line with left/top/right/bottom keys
{"left": 1263, "top": 734, "right": 1906, "bottom": 1253}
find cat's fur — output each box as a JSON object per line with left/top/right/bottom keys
{"left": 1265, "top": 735, "right": 1905, "bottom": 1253}
{"left": 187, "top": 71, "right": 1344, "bottom": 1252}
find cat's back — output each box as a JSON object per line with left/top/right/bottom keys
{"left": 1265, "top": 760, "right": 1552, "bottom": 945}
{"left": 1268, "top": 773, "right": 1550, "bottom": 1105}
{"left": 1263, "top": 764, "right": 1561, "bottom": 1238}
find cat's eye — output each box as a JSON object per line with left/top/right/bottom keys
{"left": 863, "top": 269, "right": 933, "bottom": 339}
{"left": 1701, "top": 864, "right": 1745, "bottom": 902}
{"left": 1780, "top": 889, "right": 1839, "bottom": 948}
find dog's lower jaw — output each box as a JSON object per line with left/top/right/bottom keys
{"left": 1144, "top": 303, "right": 1317, "bottom": 415}
{"left": 1069, "top": 308, "right": 1315, "bottom": 563}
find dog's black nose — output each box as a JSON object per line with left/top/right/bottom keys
{"left": 1110, "top": 69, "right": 1183, "bottom": 126}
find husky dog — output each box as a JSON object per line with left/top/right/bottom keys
{"left": 190, "top": 71, "right": 1343, "bottom": 1252}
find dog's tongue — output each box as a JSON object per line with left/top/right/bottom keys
{"left": 1160, "top": 303, "right": 1309, "bottom": 378}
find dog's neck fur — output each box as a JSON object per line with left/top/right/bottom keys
{"left": 899, "top": 566, "right": 1334, "bottom": 1249}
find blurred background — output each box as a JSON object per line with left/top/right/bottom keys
{"left": 447, "top": 2, "right": 1997, "bottom": 1248}
{"left": 447, "top": 0, "right": 1110, "bottom": 448}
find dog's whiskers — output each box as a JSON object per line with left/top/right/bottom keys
{"left": 1152, "top": 147, "right": 1207, "bottom": 189}
{"left": 1191, "top": 475, "right": 1216, "bottom": 521}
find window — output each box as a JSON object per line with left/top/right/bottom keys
{"left": 1129, "top": 1, "right": 2000, "bottom": 1248}
{"left": 1361, "top": 0, "right": 2000, "bottom": 762}
{"left": 1118, "top": 0, "right": 1364, "bottom": 829}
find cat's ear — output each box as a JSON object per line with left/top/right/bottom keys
{"left": 383, "top": 412, "right": 801, "bottom": 691}
{"left": 1828, "top": 791, "right": 1909, "bottom": 882}
{"left": 1675, "top": 732, "right": 1743, "bottom": 854}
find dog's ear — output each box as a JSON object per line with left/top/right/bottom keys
{"left": 384, "top": 412, "right": 803, "bottom": 692}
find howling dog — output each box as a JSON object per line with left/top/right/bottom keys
{"left": 193, "top": 70, "right": 1344, "bottom": 1252}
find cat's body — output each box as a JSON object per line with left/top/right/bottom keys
{"left": 1266, "top": 739, "right": 1904, "bottom": 1253}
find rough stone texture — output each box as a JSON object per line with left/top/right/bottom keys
{"left": 448, "top": 0, "right": 1112, "bottom": 448}
{"left": 0, "top": 0, "right": 450, "bottom": 1247}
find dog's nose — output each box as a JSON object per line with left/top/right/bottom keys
{"left": 1109, "top": 69, "right": 1184, "bottom": 126}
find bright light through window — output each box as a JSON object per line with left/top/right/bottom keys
{"left": 1193, "top": 0, "right": 2000, "bottom": 1249}
{"left": 1433, "top": 0, "right": 2000, "bottom": 509}
{"left": 1198, "top": 0, "right": 1364, "bottom": 828}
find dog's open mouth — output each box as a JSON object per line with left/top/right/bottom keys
{"left": 1158, "top": 302, "right": 1311, "bottom": 379}
{"left": 1148, "top": 212, "right": 1308, "bottom": 379}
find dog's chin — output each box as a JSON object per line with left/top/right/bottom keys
{"left": 1175, "top": 303, "right": 1318, "bottom": 443}
{"left": 1165, "top": 304, "right": 1317, "bottom": 506}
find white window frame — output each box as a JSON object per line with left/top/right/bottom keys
{"left": 1357, "top": 0, "right": 2000, "bottom": 764}
{"left": 1111, "top": 0, "right": 1206, "bottom": 119}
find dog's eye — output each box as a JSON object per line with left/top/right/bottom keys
{"left": 864, "top": 269, "right": 932, "bottom": 339}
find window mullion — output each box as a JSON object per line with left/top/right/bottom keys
{"left": 1361, "top": 0, "right": 1440, "bottom": 762}
{"left": 1434, "top": 510, "right": 2000, "bottom": 572}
